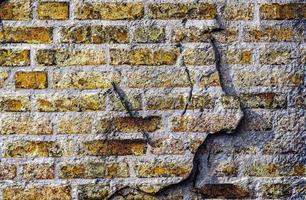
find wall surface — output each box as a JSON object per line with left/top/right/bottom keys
{"left": 0, "top": 0, "right": 305, "bottom": 199}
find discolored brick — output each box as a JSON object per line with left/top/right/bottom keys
{"left": 150, "top": 138, "right": 184, "bottom": 155}
{"left": 58, "top": 115, "right": 92, "bottom": 134}
{"left": 0, "top": 0, "right": 31, "bottom": 20}
{"left": 223, "top": 49, "right": 252, "bottom": 64}
{"left": 0, "top": 27, "right": 52, "bottom": 43}
{"left": 133, "top": 27, "right": 166, "bottom": 43}
{"left": 260, "top": 49, "right": 293, "bottom": 64}
{"left": 0, "top": 71, "right": 9, "bottom": 88}
{"left": 222, "top": 4, "right": 253, "bottom": 20}
{"left": 199, "top": 184, "right": 250, "bottom": 199}
{"left": 184, "top": 48, "right": 215, "bottom": 66}
{"left": 15, "top": 71, "right": 48, "bottom": 89}
{"left": 0, "top": 49, "right": 30, "bottom": 66}
{"left": 260, "top": 3, "right": 306, "bottom": 20}
{"left": 239, "top": 93, "right": 287, "bottom": 109}
{"left": 0, "top": 96, "right": 31, "bottom": 112}
{"left": 78, "top": 184, "right": 110, "bottom": 200}
{"left": 199, "top": 71, "right": 221, "bottom": 87}
{"left": 37, "top": 2, "right": 69, "bottom": 20}
{"left": 22, "top": 164, "right": 54, "bottom": 180}
{"left": 245, "top": 27, "right": 301, "bottom": 42}
{"left": 261, "top": 184, "right": 292, "bottom": 198}
{"left": 0, "top": 165, "right": 17, "bottom": 180}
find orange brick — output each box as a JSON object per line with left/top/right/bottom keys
{"left": 15, "top": 71, "right": 48, "bottom": 89}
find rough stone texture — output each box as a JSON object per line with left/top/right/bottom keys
{"left": 0, "top": 0, "right": 304, "bottom": 199}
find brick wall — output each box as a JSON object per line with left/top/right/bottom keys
{"left": 0, "top": 0, "right": 304, "bottom": 199}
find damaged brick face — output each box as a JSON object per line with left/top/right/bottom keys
{"left": 0, "top": 0, "right": 305, "bottom": 199}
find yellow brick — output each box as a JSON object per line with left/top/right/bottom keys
{"left": 0, "top": 27, "right": 52, "bottom": 43}
{"left": 245, "top": 27, "right": 300, "bottom": 42}
{"left": 22, "top": 164, "right": 54, "bottom": 180}
{"left": 37, "top": 2, "right": 69, "bottom": 20}
{"left": 133, "top": 27, "right": 165, "bottom": 43}
{"left": 0, "top": 96, "right": 31, "bottom": 112}
{"left": 0, "top": 165, "right": 17, "bottom": 180}
{"left": 222, "top": 4, "right": 253, "bottom": 20}
{"left": 150, "top": 138, "right": 184, "bottom": 155}
{"left": 75, "top": 3, "right": 144, "bottom": 20}
{"left": 260, "top": 49, "right": 292, "bottom": 64}
{"left": 3, "top": 186, "right": 71, "bottom": 200}
{"left": 199, "top": 71, "right": 221, "bottom": 87}
{"left": 260, "top": 3, "right": 306, "bottom": 20}
{"left": 184, "top": 48, "right": 215, "bottom": 66}
{"left": 58, "top": 116, "right": 92, "bottom": 134}
{"left": 15, "top": 71, "right": 48, "bottom": 89}
{"left": 223, "top": 49, "right": 252, "bottom": 64}
{"left": 0, "top": 72, "right": 9, "bottom": 88}
{"left": 0, "top": 49, "right": 30, "bottom": 66}
{"left": 78, "top": 184, "right": 110, "bottom": 200}
{"left": 0, "top": 0, "right": 31, "bottom": 20}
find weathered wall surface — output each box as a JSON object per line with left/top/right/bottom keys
{"left": 0, "top": 0, "right": 305, "bottom": 199}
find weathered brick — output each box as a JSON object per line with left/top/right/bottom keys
{"left": 214, "top": 163, "right": 238, "bottom": 176}
{"left": 0, "top": 115, "right": 52, "bottom": 135}
{"left": 109, "top": 93, "right": 142, "bottom": 111}
{"left": 59, "top": 162, "right": 128, "bottom": 179}
{"left": 36, "top": 49, "right": 105, "bottom": 66}
{"left": 52, "top": 71, "right": 120, "bottom": 89}
{"left": 261, "top": 184, "right": 292, "bottom": 199}
{"left": 22, "top": 164, "right": 54, "bottom": 180}
{"left": 150, "top": 138, "right": 184, "bottom": 155}
{"left": 245, "top": 27, "right": 300, "bottom": 42}
{"left": 0, "top": 71, "right": 9, "bottom": 88}
{"left": 0, "top": 96, "right": 31, "bottom": 112}
{"left": 78, "top": 184, "right": 110, "bottom": 200}
{"left": 96, "top": 116, "right": 161, "bottom": 133}
{"left": 240, "top": 93, "right": 287, "bottom": 109}
{"left": 260, "top": 3, "right": 306, "bottom": 20}
{"left": 0, "top": 49, "right": 30, "bottom": 66}
{"left": 60, "top": 26, "right": 129, "bottom": 44}
{"left": 110, "top": 48, "right": 179, "bottom": 66}
{"left": 75, "top": 3, "right": 144, "bottom": 20}
{"left": 222, "top": 4, "right": 253, "bottom": 20}
{"left": 83, "top": 140, "right": 147, "bottom": 156}
{"left": 15, "top": 71, "right": 48, "bottom": 89}
{"left": 184, "top": 48, "right": 215, "bottom": 66}
{"left": 58, "top": 115, "right": 92, "bottom": 134}
{"left": 134, "top": 162, "right": 191, "bottom": 178}
{"left": 36, "top": 94, "right": 106, "bottom": 112}
{"left": 4, "top": 141, "right": 61, "bottom": 158}
{"left": 171, "top": 113, "right": 241, "bottom": 133}
{"left": 0, "top": 0, "right": 31, "bottom": 20}
{"left": 172, "top": 28, "right": 238, "bottom": 43}
{"left": 220, "top": 95, "right": 240, "bottom": 109}
{"left": 235, "top": 72, "right": 304, "bottom": 87}
{"left": 240, "top": 110, "right": 273, "bottom": 131}
{"left": 199, "top": 71, "right": 221, "bottom": 87}
{"left": 127, "top": 69, "right": 194, "bottom": 88}
{"left": 148, "top": 3, "right": 216, "bottom": 19}
{"left": 0, "top": 165, "right": 16, "bottom": 180}
{"left": 37, "top": 2, "right": 69, "bottom": 20}
{"left": 223, "top": 49, "right": 252, "bottom": 64}
{"left": 146, "top": 94, "right": 213, "bottom": 110}
{"left": 133, "top": 27, "right": 165, "bottom": 43}
{"left": 199, "top": 184, "right": 250, "bottom": 199}
{"left": 260, "top": 49, "right": 293, "bottom": 64}
{"left": 0, "top": 27, "right": 52, "bottom": 43}
{"left": 3, "top": 186, "right": 71, "bottom": 200}
{"left": 244, "top": 163, "right": 279, "bottom": 176}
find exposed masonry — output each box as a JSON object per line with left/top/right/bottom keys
{"left": 0, "top": 0, "right": 305, "bottom": 199}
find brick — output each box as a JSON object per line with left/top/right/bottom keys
{"left": 37, "top": 2, "right": 69, "bottom": 20}
{"left": 110, "top": 48, "right": 179, "bottom": 66}
{"left": 245, "top": 27, "right": 300, "bottom": 42}
{"left": 260, "top": 49, "right": 293, "bottom": 64}
{"left": 4, "top": 141, "right": 61, "bottom": 158}
{"left": 148, "top": 3, "right": 216, "bottom": 19}
{"left": 60, "top": 26, "right": 129, "bottom": 44}
{"left": 109, "top": 93, "right": 142, "bottom": 111}
{"left": 3, "top": 186, "right": 71, "bottom": 200}
{"left": 127, "top": 69, "right": 194, "bottom": 88}
{"left": 172, "top": 28, "right": 238, "bottom": 43}
{"left": 171, "top": 113, "right": 241, "bottom": 133}
{"left": 0, "top": 71, "right": 9, "bottom": 88}
{"left": 58, "top": 116, "right": 92, "bottom": 134}
{"left": 244, "top": 163, "right": 279, "bottom": 176}
{"left": 199, "top": 184, "right": 250, "bottom": 199}
{"left": 199, "top": 71, "right": 221, "bottom": 87}
{"left": 78, "top": 184, "right": 110, "bottom": 200}
{"left": 22, "top": 164, "right": 54, "bottom": 180}
{"left": 184, "top": 48, "right": 215, "bottom": 66}
{"left": 0, "top": 96, "right": 31, "bottom": 112}
{"left": 0, "top": 27, "right": 52, "bottom": 43}
{"left": 214, "top": 163, "right": 238, "bottom": 176}
{"left": 75, "top": 3, "right": 144, "bottom": 20}
{"left": 52, "top": 71, "right": 120, "bottom": 89}
{"left": 235, "top": 72, "right": 304, "bottom": 87}
{"left": 15, "top": 71, "right": 48, "bottom": 89}
{"left": 146, "top": 94, "right": 213, "bottom": 110}
{"left": 0, "top": 0, "right": 31, "bottom": 20}
{"left": 239, "top": 93, "right": 287, "bottom": 109}
{"left": 222, "top": 4, "right": 253, "bottom": 20}
{"left": 36, "top": 94, "right": 106, "bottom": 112}
{"left": 96, "top": 116, "right": 161, "bottom": 133}
{"left": 0, "top": 165, "right": 16, "bottom": 180}
{"left": 36, "top": 49, "right": 105, "bottom": 66}
{"left": 83, "top": 140, "right": 147, "bottom": 156}
{"left": 261, "top": 184, "right": 292, "bottom": 199}
{"left": 223, "top": 49, "right": 252, "bottom": 64}
{"left": 105, "top": 162, "right": 129, "bottom": 178}
{"left": 133, "top": 27, "right": 165, "bottom": 43}
{"left": 150, "top": 138, "right": 184, "bottom": 155}
{"left": 260, "top": 3, "right": 306, "bottom": 20}
{"left": 0, "top": 115, "right": 52, "bottom": 135}
{"left": 134, "top": 162, "right": 191, "bottom": 177}
{"left": 0, "top": 49, "right": 30, "bottom": 66}
{"left": 220, "top": 95, "right": 240, "bottom": 109}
